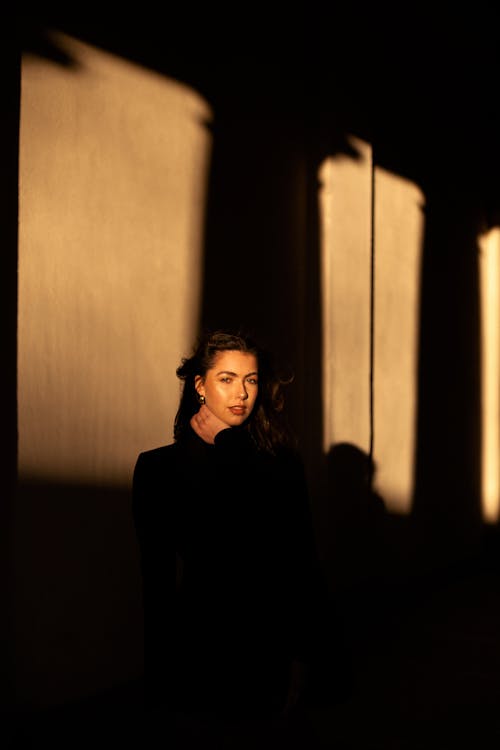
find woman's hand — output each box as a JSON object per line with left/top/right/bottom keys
{"left": 190, "top": 404, "right": 229, "bottom": 445}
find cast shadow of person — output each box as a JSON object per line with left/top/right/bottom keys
{"left": 315, "top": 442, "right": 393, "bottom": 706}
{"left": 326, "top": 442, "right": 388, "bottom": 592}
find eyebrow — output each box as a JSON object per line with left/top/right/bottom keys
{"left": 216, "top": 370, "right": 259, "bottom": 377}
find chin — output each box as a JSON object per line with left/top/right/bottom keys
{"left": 228, "top": 415, "right": 247, "bottom": 426}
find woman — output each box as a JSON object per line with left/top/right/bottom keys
{"left": 132, "top": 329, "right": 318, "bottom": 729}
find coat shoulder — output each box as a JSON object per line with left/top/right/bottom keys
{"left": 137, "top": 443, "right": 177, "bottom": 462}
{"left": 133, "top": 442, "right": 180, "bottom": 483}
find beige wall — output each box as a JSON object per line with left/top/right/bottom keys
{"left": 320, "top": 138, "right": 424, "bottom": 515}
{"left": 17, "top": 32, "right": 212, "bottom": 705}
{"left": 19, "top": 32, "right": 212, "bottom": 487}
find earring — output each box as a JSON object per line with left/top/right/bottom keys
{"left": 198, "top": 394, "right": 205, "bottom": 405}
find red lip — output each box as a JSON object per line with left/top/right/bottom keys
{"left": 229, "top": 406, "right": 246, "bottom": 414}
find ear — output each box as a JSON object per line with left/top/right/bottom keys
{"left": 194, "top": 375, "right": 205, "bottom": 397}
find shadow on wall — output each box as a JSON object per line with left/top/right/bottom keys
{"left": 324, "top": 442, "right": 389, "bottom": 592}
{"left": 13, "top": 481, "right": 144, "bottom": 709}
{"left": 304, "top": 443, "right": 393, "bottom": 709}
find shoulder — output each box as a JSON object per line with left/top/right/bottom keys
{"left": 132, "top": 444, "right": 181, "bottom": 531}
{"left": 271, "top": 446, "right": 310, "bottom": 500}
{"left": 133, "top": 443, "right": 179, "bottom": 479}
{"left": 136, "top": 443, "right": 176, "bottom": 462}
{"left": 273, "top": 444, "right": 306, "bottom": 471}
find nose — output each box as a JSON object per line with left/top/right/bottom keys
{"left": 238, "top": 382, "right": 248, "bottom": 400}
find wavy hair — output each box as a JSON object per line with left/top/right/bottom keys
{"left": 174, "top": 329, "right": 295, "bottom": 454}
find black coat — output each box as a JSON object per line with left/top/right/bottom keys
{"left": 132, "top": 425, "right": 318, "bottom": 717}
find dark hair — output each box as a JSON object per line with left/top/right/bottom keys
{"left": 174, "top": 329, "right": 295, "bottom": 454}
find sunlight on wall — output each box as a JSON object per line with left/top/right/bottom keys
{"left": 18, "top": 32, "right": 213, "bottom": 486}
{"left": 373, "top": 168, "right": 424, "bottom": 513}
{"left": 320, "top": 138, "right": 424, "bottom": 514}
{"left": 478, "top": 227, "right": 500, "bottom": 522}
{"left": 319, "top": 137, "right": 373, "bottom": 456}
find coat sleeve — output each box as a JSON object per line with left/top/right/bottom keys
{"left": 281, "top": 451, "right": 323, "bottom": 666}
{"left": 132, "top": 450, "right": 177, "bottom": 708}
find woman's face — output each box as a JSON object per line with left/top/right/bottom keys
{"left": 195, "top": 350, "right": 259, "bottom": 428}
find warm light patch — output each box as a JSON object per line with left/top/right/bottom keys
{"left": 18, "top": 32, "right": 213, "bottom": 485}
{"left": 319, "top": 137, "right": 373, "bottom": 456}
{"left": 373, "top": 167, "right": 424, "bottom": 513}
{"left": 319, "top": 141, "right": 424, "bottom": 514}
{"left": 478, "top": 227, "right": 500, "bottom": 523}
